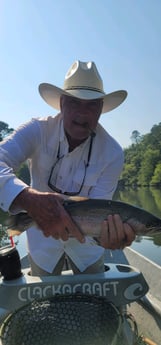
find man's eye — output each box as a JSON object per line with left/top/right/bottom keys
{"left": 89, "top": 102, "right": 97, "bottom": 107}
{"left": 69, "top": 100, "right": 79, "bottom": 107}
{"left": 88, "top": 102, "right": 100, "bottom": 108}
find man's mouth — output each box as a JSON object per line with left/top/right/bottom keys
{"left": 73, "top": 121, "right": 89, "bottom": 129}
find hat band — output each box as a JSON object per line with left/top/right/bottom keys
{"left": 64, "top": 86, "right": 105, "bottom": 94}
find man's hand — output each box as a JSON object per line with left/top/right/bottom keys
{"left": 100, "top": 214, "right": 135, "bottom": 249}
{"left": 11, "top": 188, "right": 85, "bottom": 242}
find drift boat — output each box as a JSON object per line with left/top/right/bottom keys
{"left": 0, "top": 245, "right": 160, "bottom": 345}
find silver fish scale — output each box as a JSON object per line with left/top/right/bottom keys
{"left": 6, "top": 199, "right": 161, "bottom": 237}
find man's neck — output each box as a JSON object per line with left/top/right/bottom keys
{"left": 65, "top": 132, "right": 88, "bottom": 152}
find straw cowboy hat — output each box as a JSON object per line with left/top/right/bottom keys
{"left": 39, "top": 60, "right": 127, "bottom": 114}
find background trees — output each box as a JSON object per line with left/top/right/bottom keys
{"left": 0, "top": 121, "right": 14, "bottom": 141}
{"left": 0, "top": 121, "right": 30, "bottom": 184}
{"left": 121, "top": 122, "right": 161, "bottom": 187}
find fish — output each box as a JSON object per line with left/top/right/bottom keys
{"left": 5, "top": 198, "right": 161, "bottom": 238}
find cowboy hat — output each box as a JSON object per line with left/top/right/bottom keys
{"left": 39, "top": 60, "right": 127, "bottom": 114}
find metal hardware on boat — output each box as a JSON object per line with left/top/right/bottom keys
{"left": 0, "top": 246, "right": 22, "bottom": 280}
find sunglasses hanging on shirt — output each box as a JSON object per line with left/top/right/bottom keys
{"left": 48, "top": 132, "right": 95, "bottom": 196}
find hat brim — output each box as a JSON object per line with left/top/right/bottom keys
{"left": 39, "top": 83, "right": 127, "bottom": 114}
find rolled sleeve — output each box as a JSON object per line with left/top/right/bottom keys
{"left": 0, "top": 119, "right": 40, "bottom": 212}
{"left": 0, "top": 162, "right": 28, "bottom": 211}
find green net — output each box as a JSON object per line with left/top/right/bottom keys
{"left": 0, "top": 294, "right": 122, "bottom": 345}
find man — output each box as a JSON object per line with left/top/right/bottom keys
{"left": 0, "top": 60, "right": 135, "bottom": 276}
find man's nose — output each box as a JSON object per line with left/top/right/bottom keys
{"left": 76, "top": 103, "right": 91, "bottom": 114}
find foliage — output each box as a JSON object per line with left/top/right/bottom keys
{"left": 0, "top": 122, "right": 30, "bottom": 184}
{"left": 130, "top": 130, "right": 142, "bottom": 144}
{"left": 150, "top": 162, "right": 161, "bottom": 185}
{"left": 137, "top": 149, "right": 160, "bottom": 186}
{"left": 121, "top": 122, "right": 161, "bottom": 187}
{"left": 0, "top": 121, "right": 14, "bottom": 141}
{"left": 16, "top": 162, "right": 30, "bottom": 185}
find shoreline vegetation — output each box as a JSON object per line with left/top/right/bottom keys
{"left": 120, "top": 123, "right": 161, "bottom": 188}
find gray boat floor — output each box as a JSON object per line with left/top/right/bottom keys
{"left": 128, "top": 301, "right": 161, "bottom": 344}
{"left": 124, "top": 248, "right": 161, "bottom": 344}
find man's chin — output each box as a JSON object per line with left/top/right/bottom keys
{"left": 68, "top": 126, "right": 90, "bottom": 139}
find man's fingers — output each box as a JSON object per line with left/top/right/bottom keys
{"left": 58, "top": 227, "right": 69, "bottom": 241}
{"left": 100, "top": 215, "right": 136, "bottom": 249}
{"left": 113, "top": 214, "right": 125, "bottom": 243}
{"left": 107, "top": 215, "right": 120, "bottom": 249}
{"left": 64, "top": 215, "right": 85, "bottom": 243}
{"left": 123, "top": 223, "right": 136, "bottom": 246}
{"left": 100, "top": 220, "right": 109, "bottom": 248}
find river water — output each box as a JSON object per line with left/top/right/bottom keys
{"left": 114, "top": 187, "right": 161, "bottom": 266}
{"left": 0, "top": 187, "right": 161, "bottom": 265}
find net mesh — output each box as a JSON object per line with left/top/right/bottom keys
{"left": 0, "top": 294, "right": 122, "bottom": 345}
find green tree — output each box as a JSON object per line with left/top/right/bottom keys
{"left": 0, "top": 121, "right": 14, "bottom": 141}
{"left": 0, "top": 121, "right": 30, "bottom": 185}
{"left": 16, "top": 162, "right": 30, "bottom": 185}
{"left": 130, "top": 130, "right": 142, "bottom": 144}
{"left": 120, "top": 122, "right": 161, "bottom": 187}
{"left": 137, "top": 149, "right": 160, "bottom": 186}
{"left": 150, "top": 163, "right": 161, "bottom": 186}
{"left": 120, "top": 144, "right": 143, "bottom": 186}
{"left": 121, "top": 163, "right": 138, "bottom": 186}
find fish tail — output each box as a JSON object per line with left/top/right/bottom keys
{"left": 7, "top": 229, "right": 22, "bottom": 237}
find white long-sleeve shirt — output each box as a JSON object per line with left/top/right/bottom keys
{"left": 0, "top": 113, "right": 124, "bottom": 272}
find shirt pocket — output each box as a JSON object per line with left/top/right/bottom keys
{"left": 37, "top": 152, "right": 56, "bottom": 174}
{"left": 31, "top": 152, "right": 57, "bottom": 190}
{"left": 73, "top": 163, "right": 101, "bottom": 189}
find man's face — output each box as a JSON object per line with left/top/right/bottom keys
{"left": 60, "top": 95, "right": 103, "bottom": 140}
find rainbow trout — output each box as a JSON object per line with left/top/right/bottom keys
{"left": 6, "top": 198, "right": 161, "bottom": 238}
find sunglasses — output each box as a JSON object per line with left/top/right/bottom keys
{"left": 48, "top": 134, "right": 94, "bottom": 196}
